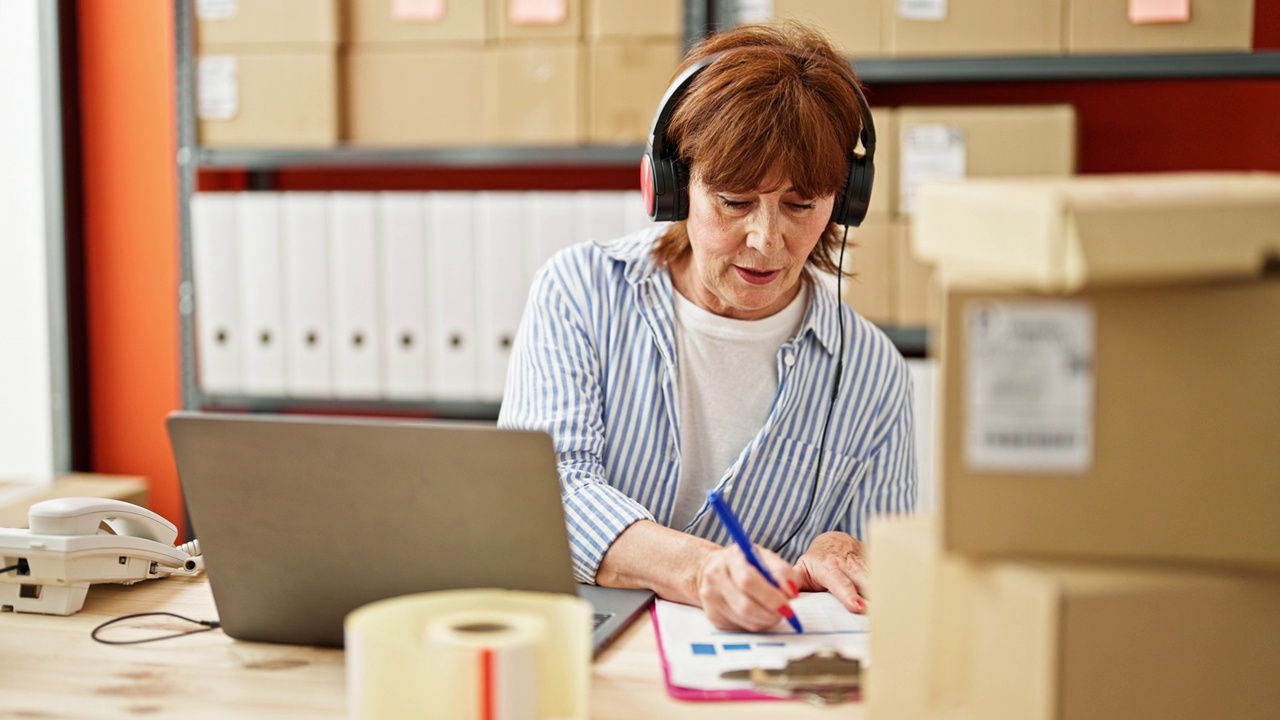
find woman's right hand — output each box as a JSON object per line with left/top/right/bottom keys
{"left": 694, "top": 543, "right": 802, "bottom": 632}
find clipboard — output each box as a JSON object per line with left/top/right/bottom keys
{"left": 650, "top": 594, "right": 869, "bottom": 703}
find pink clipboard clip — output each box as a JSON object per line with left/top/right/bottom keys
{"left": 650, "top": 607, "right": 863, "bottom": 704}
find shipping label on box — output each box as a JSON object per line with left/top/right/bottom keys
{"left": 963, "top": 300, "right": 1094, "bottom": 474}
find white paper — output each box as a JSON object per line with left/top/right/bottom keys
{"left": 197, "top": 55, "right": 239, "bottom": 120}
{"left": 735, "top": 0, "right": 774, "bottom": 24}
{"left": 900, "top": 123, "right": 966, "bottom": 215}
{"left": 964, "top": 300, "right": 1095, "bottom": 474}
{"left": 898, "top": 0, "right": 948, "bottom": 21}
{"left": 196, "top": 0, "right": 239, "bottom": 20}
{"left": 655, "top": 593, "right": 870, "bottom": 692}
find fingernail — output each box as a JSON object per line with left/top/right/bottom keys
{"left": 855, "top": 598, "right": 865, "bottom": 612}
{"left": 777, "top": 604, "right": 796, "bottom": 619}
{"left": 785, "top": 580, "right": 799, "bottom": 598}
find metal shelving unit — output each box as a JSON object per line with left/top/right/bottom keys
{"left": 853, "top": 51, "right": 1280, "bottom": 83}
{"left": 195, "top": 144, "right": 644, "bottom": 170}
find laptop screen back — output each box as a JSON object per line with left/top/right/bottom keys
{"left": 167, "top": 411, "right": 581, "bottom": 648}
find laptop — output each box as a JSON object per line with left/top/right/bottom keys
{"left": 165, "top": 411, "right": 653, "bottom": 656}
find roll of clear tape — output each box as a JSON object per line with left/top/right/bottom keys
{"left": 345, "top": 589, "right": 592, "bottom": 720}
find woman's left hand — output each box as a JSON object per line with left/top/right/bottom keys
{"left": 793, "top": 531, "right": 869, "bottom": 614}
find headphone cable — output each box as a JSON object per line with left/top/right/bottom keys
{"left": 776, "top": 223, "right": 849, "bottom": 554}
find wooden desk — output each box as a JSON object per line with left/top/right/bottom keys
{"left": 0, "top": 575, "right": 857, "bottom": 719}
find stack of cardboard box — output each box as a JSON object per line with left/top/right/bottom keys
{"left": 866, "top": 172, "right": 1280, "bottom": 719}
{"left": 195, "top": 0, "right": 681, "bottom": 148}
{"left": 196, "top": 0, "right": 341, "bottom": 147}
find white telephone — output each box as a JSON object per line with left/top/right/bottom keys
{"left": 0, "top": 497, "right": 203, "bottom": 616}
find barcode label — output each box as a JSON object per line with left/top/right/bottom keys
{"left": 965, "top": 300, "right": 1094, "bottom": 474}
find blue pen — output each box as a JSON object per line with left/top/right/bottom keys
{"left": 707, "top": 489, "right": 804, "bottom": 634}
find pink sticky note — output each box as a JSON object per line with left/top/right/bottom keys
{"left": 1129, "top": 0, "right": 1191, "bottom": 24}
{"left": 392, "top": 0, "right": 445, "bottom": 22}
{"left": 509, "top": 0, "right": 567, "bottom": 25}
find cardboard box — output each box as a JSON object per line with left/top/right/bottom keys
{"left": 196, "top": 0, "right": 338, "bottom": 48}
{"left": 868, "top": 517, "right": 1280, "bottom": 720}
{"left": 897, "top": 105, "right": 1076, "bottom": 217}
{"left": 913, "top": 173, "right": 1280, "bottom": 292}
{"left": 484, "top": 42, "right": 583, "bottom": 145}
{"left": 585, "top": 40, "right": 680, "bottom": 144}
{"left": 771, "top": 0, "right": 884, "bottom": 57}
{"left": 343, "top": 0, "right": 488, "bottom": 43}
{"left": 344, "top": 46, "right": 485, "bottom": 146}
{"left": 866, "top": 106, "right": 896, "bottom": 219}
{"left": 1067, "top": 0, "right": 1254, "bottom": 54}
{"left": 489, "top": 0, "right": 582, "bottom": 40}
{"left": 585, "top": 0, "right": 681, "bottom": 40}
{"left": 197, "top": 51, "right": 338, "bottom": 148}
{"left": 840, "top": 217, "right": 894, "bottom": 324}
{"left": 892, "top": 219, "right": 938, "bottom": 327}
{"left": 885, "top": 0, "right": 1062, "bottom": 57}
{"left": 936, "top": 278, "right": 1280, "bottom": 569}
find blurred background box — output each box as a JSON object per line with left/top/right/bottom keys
{"left": 585, "top": 0, "right": 681, "bottom": 40}
{"left": 868, "top": 516, "right": 1280, "bottom": 720}
{"left": 935, "top": 277, "right": 1280, "bottom": 569}
{"left": 897, "top": 105, "right": 1078, "bottom": 217}
{"left": 344, "top": 45, "right": 486, "bottom": 146}
{"left": 770, "top": 0, "right": 885, "bottom": 57}
{"left": 885, "top": 0, "right": 1063, "bottom": 57}
{"left": 344, "top": 0, "right": 488, "bottom": 43}
{"left": 489, "top": 0, "right": 583, "bottom": 41}
{"left": 892, "top": 219, "right": 937, "bottom": 327}
{"left": 585, "top": 39, "right": 680, "bottom": 144}
{"left": 912, "top": 174, "right": 1280, "bottom": 291}
{"left": 197, "top": 50, "right": 339, "bottom": 147}
{"left": 868, "top": 106, "right": 897, "bottom": 219}
{"left": 840, "top": 217, "right": 894, "bottom": 325}
{"left": 484, "top": 41, "right": 583, "bottom": 145}
{"left": 1067, "top": 0, "right": 1254, "bottom": 54}
{"left": 195, "top": 0, "right": 338, "bottom": 48}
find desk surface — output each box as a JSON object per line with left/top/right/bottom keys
{"left": 0, "top": 575, "right": 858, "bottom": 719}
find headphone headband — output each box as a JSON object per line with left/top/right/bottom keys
{"left": 641, "top": 47, "right": 876, "bottom": 227}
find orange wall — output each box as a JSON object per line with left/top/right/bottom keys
{"left": 77, "top": 1, "right": 184, "bottom": 530}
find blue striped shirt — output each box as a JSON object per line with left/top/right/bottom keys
{"left": 498, "top": 230, "right": 917, "bottom": 583}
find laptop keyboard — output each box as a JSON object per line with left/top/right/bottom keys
{"left": 592, "top": 612, "right": 613, "bottom": 630}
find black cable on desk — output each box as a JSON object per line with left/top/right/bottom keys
{"left": 91, "top": 612, "right": 222, "bottom": 645}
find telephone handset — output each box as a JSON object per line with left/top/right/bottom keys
{"left": 0, "top": 497, "right": 204, "bottom": 616}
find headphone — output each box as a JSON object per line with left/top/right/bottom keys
{"left": 640, "top": 48, "right": 876, "bottom": 227}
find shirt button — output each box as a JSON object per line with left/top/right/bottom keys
{"left": 783, "top": 353, "right": 795, "bottom": 367}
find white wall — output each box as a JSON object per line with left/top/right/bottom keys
{"left": 0, "top": 1, "right": 69, "bottom": 483}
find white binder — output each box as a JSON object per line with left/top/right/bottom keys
{"left": 524, "top": 191, "right": 576, "bottom": 287}
{"left": 281, "top": 193, "right": 332, "bottom": 398}
{"left": 574, "top": 191, "right": 628, "bottom": 245}
{"left": 327, "top": 193, "right": 383, "bottom": 399}
{"left": 473, "top": 192, "right": 527, "bottom": 402}
{"left": 190, "top": 193, "right": 241, "bottom": 396}
{"left": 424, "top": 192, "right": 479, "bottom": 402}
{"left": 621, "top": 189, "right": 658, "bottom": 235}
{"left": 378, "top": 193, "right": 432, "bottom": 399}
{"left": 235, "top": 193, "right": 287, "bottom": 397}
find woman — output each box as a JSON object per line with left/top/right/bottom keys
{"left": 499, "top": 21, "right": 916, "bottom": 631}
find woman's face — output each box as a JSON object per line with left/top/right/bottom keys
{"left": 673, "top": 173, "right": 834, "bottom": 320}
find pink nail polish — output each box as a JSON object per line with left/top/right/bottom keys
{"left": 855, "top": 598, "right": 865, "bottom": 612}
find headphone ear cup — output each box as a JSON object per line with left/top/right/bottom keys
{"left": 672, "top": 159, "right": 690, "bottom": 221}
{"left": 832, "top": 152, "right": 873, "bottom": 228}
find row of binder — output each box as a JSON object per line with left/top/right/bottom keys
{"left": 190, "top": 190, "right": 657, "bottom": 402}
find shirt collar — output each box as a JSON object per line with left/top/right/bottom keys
{"left": 596, "top": 230, "right": 844, "bottom": 356}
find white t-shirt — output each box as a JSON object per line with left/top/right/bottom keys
{"left": 669, "top": 284, "right": 809, "bottom": 529}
